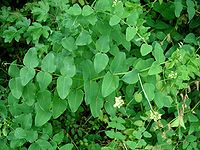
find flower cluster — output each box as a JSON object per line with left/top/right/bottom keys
{"left": 149, "top": 110, "right": 162, "bottom": 122}
{"left": 113, "top": 96, "right": 124, "bottom": 108}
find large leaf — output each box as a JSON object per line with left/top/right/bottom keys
{"left": 52, "top": 95, "right": 67, "bottom": 119}
{"left": 23, "top": 48, "right": 39, "bottom": 68}
{"left": 109, "top": 15, "right": 121, "bottom": 26}
{"left": 94, "top": 53, "right": 109, "bottom": 73}
{"left": 20, "top": 66, "right": 35, "bottom": 86}
{"left": 22, "top": 82, "right": 36, "bottom": 106}
{"left": 56, "top": 76, "right": 72, "bottom": 99}
{"left": 82, "top": 5, "right": 94, "bottom": 16}
{"left": 61, "top": 36, "right": 77, "bottom": 52}
{"left": 37, "top": 90, "right": 51, "bottom": 111}
{"left": 36, "top": 71, "right": 52, "bottom": 90}
{"left": 84, "top": 80, "right": 97, "bottom": 105}
{"left": 41, "top": 53, "right": 56, "bottom": 73}
{"left": 35, "top": 104, "right": 52, "bottom": 127}
{"left": 148, "top": 61, "right": 162, "bottom": 75}
{"left": 186, "top": 0, "right": 195, "bottom": 22}
{"left": 110, "top": 52, "right": 127, "bottom": 73}
{"left": 8, "top": 60, "right": 20, "bottom": 78}
{"left": 174, "top": 0, "right": 183, "bottom": 17}
{"left": 75, "top": 30, "right": 92, "bottom": 46}
{"left": 9, "top": 77, "right": 23, "bottom": 99}
{"left": 102, "top": 72, "right": 119, "bottom": 97}
{"left": 95, "top": 35, "right": 110, "bottom": 53}
{"left": 68, "top": 89, "right": 84, "bottom": 112}
{"left": 60, "top": 57, "right": 76, "bottom": 77}
{"left": 89, "top": 82, "right": 104, "bottom": 117}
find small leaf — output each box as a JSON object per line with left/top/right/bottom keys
{"left": 20, "top": 67, "right": 35, "bottom": 86}
{"left": 109, "top": 15, "right": 121, "bottom": 26}
{"left": 41, "top": 53, "right": 56, "bottom": 73}
{"left": 82, "top": 5, "right": 94, "bottom": 16}
{"left": 186, "top": 0, "right": 195, "bottom": 21}
{"left": 9, "top": 77, "right": 23, "bottom": 99}
{"left": 36, "top": 139, "right": 53, "bottom": 149}
{"left": 143, "top": 83, "right": 155, "bottom": 100}
{"left": 153, "top": 42, "right": 165, "bottom": 64}
{"left": 14, "top": 127, "right": 26, "bottom": 139}
{"left": 94, "top": 53, "right": 109, "bottom": 73}
{"left": 57, "top": 76, "right": 72, "bottom": 99}
{"left": 134, "top": 92, "right": 142, "bottom": 103}
{"left": 68, "top": 89, "right": 84, "bottom": 112}
{"left": 148, "top": 61, "right": 162, "bottom": 75}
{"left": 60, "top": 57, "right": 76, "bottom": 77}
{"left": 140, "top": 44, "right": 153, "bottom": 56}
{"left": 125, "top": 141, "right": 137, "bottom": 150}
{"left": 37, "top": 90, "right": 51, "bottom": 111}
{"left": 102, "top": 72, "right": 119, "bottom": 97}
{"left": 174, "top": 0, "right": 183, "bottom": 17}
{"left": 36, "top": 71, "right": 52, "bottom": 90}
{"left": 61, "top": 36, "right": 77, "bottom": 51}
{"left": 8, "top": 60, "right": 20, "bottom": 78}
{"left": 122, "top": 69, "right": 138, "bottom": 84}
{"left": 60, "top": 144, "right": 74, "bottom": 150}
{"left": 143, "top": 131, "right": 152, "bottom": 138}
{"left": 184, "top": 33, "right": 196, "bottom": 44}
{"left": 23, "top": 48, "right": 39, "bottom": 68}
{"left": 75, "top": 30, "right": 92, "bottom": 46}
{"left": 110, "top": 52, "right": 127, "bottom": 73}
{"left": 68, "top": 4, "right": 82, "bottom": 16}
{"left": 95, "top": 35, "right": 110, "bottom": 53}
{"left": 126, "top": 26, "right": 137, "bottom": 41}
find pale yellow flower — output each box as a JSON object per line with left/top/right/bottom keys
{"left": 113, "top": 96, "right": 124, "bottom": 108}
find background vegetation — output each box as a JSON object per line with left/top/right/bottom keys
{"left": 0, "top": 0, "right": 200, "bottom": 149}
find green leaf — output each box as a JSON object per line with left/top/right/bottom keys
{"left": 32, "top": 1, "right": 49, "bottom": 22}
{"left": 68, "top": 4, "right": 82, "bottom": 16}
{"left": 3, "top": 26, "right": 21, "bottom": 43}
{"left": 68, "top": 89, "right": 84, "bottom": 112}
{"left": 35, "top": 105, "right": 52, "bottom": 127}
{"left": 36, "top": 139, "right": 53, "bottom": 150}
{"left": 52, "top": 95, "right": 67, "bottom": 119}
{"left": 36, "top": 71, "right": 52, "bottom": 90}
{"left": 14, "top": 127, "right": 26, "bottom": 139}
{"left": 143, "top": 131, "right": 152, "bottom": 138}
{"left": 126, "top": 12, "right": 139, "bottom": 26}
{"left": 102, "top": 72, "right": 119, "bottom": 97}
{"left": 188, "top": 113, "right": 198, "bottom": 122}
{"left": 60, "top": 144, "right": 74, "bottom": 150}
{"left": 56, "top": 76, "right": 72, "bottom": 99}
{"left": 126, "top": 26, "right": 137, "bottom": 41}
{"left": 109, "top": 15, "right": 121, "bottom": 26}
{"left": 95, "top": 35, "right": 110, "bottom": 53}
{"left": 20, "top": 67, "right": 35, "bottom": 86}
{"left": 23, "top": 48, "right": 39, "bottom": 68}
{"left": 75, "top": 30, "right": 92, "bottom": 46}
{"left": 148, "top": 61, "right": 162, "bottom": 75}
{"left": 37, "top": 90, "right": 51, "bottom": 111}
{"left": 153, "top": 42, "right": 165, "bottom": 64}
{"left": 82, "top": 5, "right": 94, "bottom": 16}
{"left": 110, "top": 52, "right": 127, "bottom": 73}
{"left": 125, "top": 141, "right": 137, "bottom": 150}
{"left": 143, "top": 83, "right": 155, "bottom": 100}
{"left": 84, "top": 80, "right": 97, "bottom": 105}
{"left": 41, "top": 53, "right": 56, "bottom": 73}
{"left": 134, "top": 120, "right": 144, "bottom": 126}
{"left": 8, "top": 60, "right": 20, "bottom": 78}
{"left": 122, "top": 69, "right": 138, "bottom": 84}
{"left": 95, "top": 0, "right": 112, "bottom": 12}
{"left": 140, "top": 44, "right": 153, "bottom": 56}
{"left": 61, "top": 36, "right": 77, "bottom": 51}
{"left": 134, "top": 92, "right": 142, "bottom": 103}
{"left": 174, "top": 0, "right": 183, "bottom": 17}
{"left": 186, "top": 0, "right": 195, "bottom": 21}
{"left": 94, "top": 53, "right": 109, "bottom": 73}
{"left": 52, "top": 131, "right": 64, "bottom": 144}
{"left": 22, "top": 82, "right": 36, "bottom": 106}
{"left": 29, "top": 143, "right": 40, "bottom": 150}
{"left": 9, "top": 77, "right": 23, "bottom": 99}
{"left": 60, "top": 57, "right": 76, "bottom": 77}
{"left": 90, "top": 82, "right": 104, "bottom": 117}
{"left": 184, "top": 33, "right": 196, "bottom": 44}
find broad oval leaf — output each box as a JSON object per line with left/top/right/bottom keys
{"left": 36, "top": 71, "right": 52, "bottom": 90}
{"left": 60, "top": 144, "right": 74, "bottom": 150}
{"left": 56, "top": 76, "right": 72, "bottom": 99}
{"left": 82, "top": 5, "right": 94, "bottom": 16}
{"left": 126, "top": 26, "right": 137, "bottom": 41}
{"left": 68, "top": 89, "right": 84, "bottom": 112}
{"left": 109, "top": 15, "right": 121, "bottom": 26}
{"left": 152, "top": 43, "right": 165, "bottom": 64}
{"left": 148, "top": 61, "right": 162, "bottom": 75}
{"left": 67, "top": 4, "right": 82, "bottom": 16}
{"left": 110, "top": 52, "right": 127, "bottom": 73}
{"left": 102, "top": 72, "right": 119, "bottom": 97}
{"left": 75, "top": 30, "right": 92, "bottom": 46}
{"left": 23, "top": 48, "right": 39, "bottom": 68}
{"left": 41, "top": 53, "right": 56, "bottom": 73}
{"left": 94, "top": 53, "right": 109, "bottom": 73}
{"left": 122, "top": 69, "right": 138, "bottom": 84}
{"left": 52, "top": 95, "right": 67, "bottom": 119}
{"left": 95, "top": 35, "right": 110, "bottom": 53}
{"left": 20, "top": 66, "right": 35, "bottom": 86}
{"left": 61, "top": 36, "right": 77, "bottom": 52}
{"left": 37, "top": 90, "right": 51, "bottom": 111}
{"left": 143, "top": 83, "right": 155, "bottom": 100}
{"left": 35, "top": 106, "right": 52, "bottom": 127}
{"left": 60, "top": 57, "right": 76, "bottom": 77}
{"left": 8, "top": 60, "right": 20, "bottom": 78}
{"left": 9, "top": 77, "right": 23, "bottom": 99}
{"left": 140, "top": 44, "right": 153, "bottom": 56}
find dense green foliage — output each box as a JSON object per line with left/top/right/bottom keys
{"left": 0, "top": 0, "right": 200, "bottom": 149}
